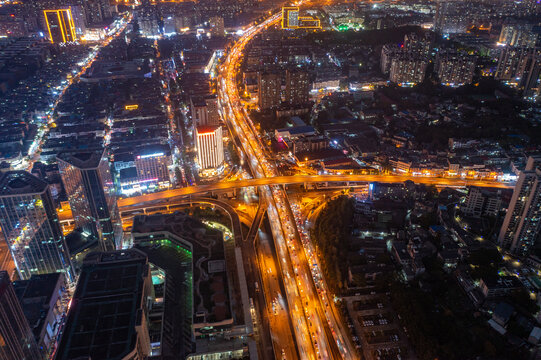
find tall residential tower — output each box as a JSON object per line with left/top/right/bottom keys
{"left": 499, "top": 156, "right": 541, "bottom": 256}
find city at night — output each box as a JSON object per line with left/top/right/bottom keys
{"left": 0, "top": 0, "right": 541, "bottom": 359}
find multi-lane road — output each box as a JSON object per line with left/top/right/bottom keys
{"left": 216, "top": 11, "right": 358, "bottom": 360}
{"left": 118, "top": 174, "right": 513, "bottom": 208}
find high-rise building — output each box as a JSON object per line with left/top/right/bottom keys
{"left": 68, "top": 4, "right": 88, "bottom": 36}
{"left": 499, "top": 23, "right": 538, "bottom": 48}
{"left": 435, "top": 50, "right": 477, "bottom": 86}
{"left": 83, "top": 0, "right": 114, "bottom": 25}
{"left": 495, "top": 46, "right": 533, "bottom": 82}
{"left": 258, "top": 72, "right": 281, "bottom": 110}
{"left": 209, "top": 16, "right": 224, "bottom": 37}
{"left": 434, "top": 0, "right": 469, "bottom": 34}
{"left": 196, "top": 125, "right": 224, "bottom": 171}
{"left": 137, "top": 2, "right": 160, "bottom": 37}
{"left": 495, "top": 46, "right": 541, "bottom": 97}
{"left": 522, "top": 48, "right": 541, "bottom": 98}
{"left": 281, "top": 6, "right": 320, "bottom": 29}
{"left": 190, "top": 95, "right": 220, "bottom": 126}
{"left": 13, "top": 273, "right": 67, "bottom": 358}
{"left": 389, "top": 55, "right": 428, "bottom": 85}
{"left": 134, "top": 145, "right": 172, "bottom": 189}
{"left": 380, "top": 44, "right": 400, "bottom": 74}
{"left": 403, "top": 32, "right": 432, "bottom": 57}
{"left": 285, "top": 68, "right": 310, "bottom": 105}
{"left": 43, "top": 9, "right": 76, "bottom": 43}
{"left": 0, "top": 171, "right": 73, "bottom": 281}
{"left": 0, "top": 271, "right": 41, "bottom": 360}
{"left": 499, "top": 156, "right": 541, "bottom": 256}
{"left": 55, "top": 249, "right": 153, "bottom": 360}
{"left": 282, "top": 6, "right": 299, "bottom": 28}
{"left": 57, "top": 149, "right": 122, "bottom": 251}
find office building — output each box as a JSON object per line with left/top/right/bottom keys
{"left": 55, "top": 249, "right": 153, "bottom": 360}
{"left": 282, "top": 6, "right": 299, "bottom": 28}
{"left": 0, "top": 271, "right": 41, "bottom": 360}
{"left": 190, "top": 95, "right": 220, "bottom": 126}
{"left": 258, "top": 72, "right": 281, "bottom": 110}
{"left": 43, "top": 9, "right": 76, "bottom": 43}
{"left": 281, "top": 6, "right": 320, "bottom": 29}
{"left": 435, "top": 51, "right": 477, "bottom": 86}
{"left": 57, "top": 149, "right": 122, "bottom": 251}
{"left": 285, "top": 68, "right": 310, "bottom": 105}
{"left": 499, "top": 157, "right": 541, "bottom": 256}
{"left": 13, "top": 273, "right": 67, "bottom": 358}
{"left": 209, "top": 16, "right": 224, "bottom": 37}
{"left": 134, "top": 144, "right": 172, "bottom": 189}
{"left": 0, "top": 171, "right": 73, "bottom": 281}
{"left": 196, "top": 125, "right": 224, "bottom": 171}
{"left": 389, "top": 55, "right": 428, "bottom": 85}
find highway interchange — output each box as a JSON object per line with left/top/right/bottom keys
{"left": 217, "top": 11, "right": 362, "bottom": 360}
{"left": 114, "top": 9, "right": 516, "bottom": 360}
{"left": 109, "top": 9, "right": 517, "bottom": 360}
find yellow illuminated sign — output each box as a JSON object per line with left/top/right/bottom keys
{"left": 281, "top": 6, "right": 321, "bottom": 29}
{"left": 44, "top": 9, "right": 76, "bottom": 44}
{"left": 125, "top": 104, "right": 139, "bottom": 110}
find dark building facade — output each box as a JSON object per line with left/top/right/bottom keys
{"left": 55, "top": 249, "right": 152, "bottom": 360}
{"left": 0, "top": 271, "right": 41, "bottom": 360}
{"left": 57, "top": 149, "right": 122, "bottom": 251}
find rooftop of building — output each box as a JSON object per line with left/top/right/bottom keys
{"left": 0, "top": 171, "right": 48, "bottom": 196}
{"left": 56, "top": 149, "right": 106, "bottom": 170}
{"left": 196, "top": 125, "right": 220, "bottom": 134}
{"left": 135, "top": 143, "right": 171, "bottom": 157}
{"left": 275, "top": 125, "right": 316, "bottom": 136}
{"left": 132, "top": 212, "right": 232, "bottom": 326}
{"left": 482, "top": 276, "right": 523, "bottom": 290}
{"left": 56, "top": 249, "right": 149, "bottom": 360}
{"left": 13, "top": 273, "right": 64, "bottom": 341}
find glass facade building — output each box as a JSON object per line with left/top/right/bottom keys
{"left": 0, "top": 171, "right": 73, "bottom": 281}
{"left": 57, "top": 149, "right": 122, "bottom": 251}
{"left": 0, "top": 271, "right": 41, "bottom": 360}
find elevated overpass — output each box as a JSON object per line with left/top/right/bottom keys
{"left": 118, "top": 174, "right": 513, "bottom": 208}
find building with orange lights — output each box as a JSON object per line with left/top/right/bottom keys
{"left": 281, "top": 6, "right": 320, "bottom": 29}
{"left": 43, "top": 9, "right": 76, "bottom": 43}
{"left": 134, "top": 145, "right": 172, "bottom": 189}
{"left": 196, "top": 125, "right": 224, "bottom": 171}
